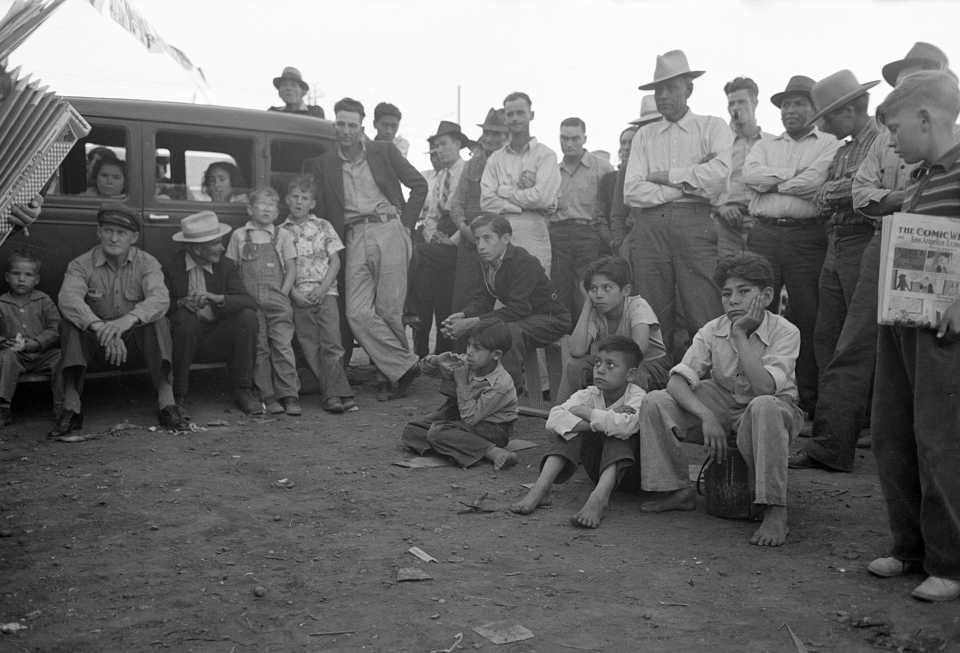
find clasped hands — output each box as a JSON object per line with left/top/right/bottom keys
{"left": 91, "top": 314, "right": 139, "bottom": 366}
{"left": 441, "top": 312, "right": 478, "bottom": 340}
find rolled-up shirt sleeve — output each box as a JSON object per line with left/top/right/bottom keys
{"left": 670, "top": 326, "right": 713, "bottom": 388}
{"left": 852, "top": 136, "right": 889, "bottom": 211}
{"left": 760, "top": 323, "right": 800, "bottom": 395}
{"left": 588, "top": 387, "right": 646, "bottom": 439}
{"left": 546, "top": 389, "right": 594, "bottom": 435}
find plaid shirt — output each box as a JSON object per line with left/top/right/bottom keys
{"left": 815, "top": 119, "right": 880, "bottom": 225}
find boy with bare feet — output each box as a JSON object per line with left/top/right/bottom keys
{"left": 511, "top": 336, "right": 646, "bottom": 528}
{"left": 401, "top": 322, "right": 519, "bottom": 469}
{"left": 636, "top": 253, "right": 802, "bottom": 546}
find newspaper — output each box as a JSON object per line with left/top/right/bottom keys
{"left": 878, "top": 212, "right": 960, "bottom": 327}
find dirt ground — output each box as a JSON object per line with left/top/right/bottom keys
{"left": 1, "top": 364, "right": 959, "bottom": 653}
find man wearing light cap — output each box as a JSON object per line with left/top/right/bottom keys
{"left": 53, "top": 204, "right": 185, "bottom": 438}
{"left": 624, "top": 49, "right": 733, "bottom": 355}
{"left": 164, "top": 211, "right": 260, "bottom": 415}
{"left": 268, "top": 66, "right": 325, "bottom": 118}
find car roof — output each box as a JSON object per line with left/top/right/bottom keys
{"left": 66, "top": 96, "right": 336, "bottom": 140}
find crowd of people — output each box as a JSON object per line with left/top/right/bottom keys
{"left": 1, "top": 43, "right": 959, "bottom": 603}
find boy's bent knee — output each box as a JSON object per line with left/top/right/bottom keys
{"left": 745, "top": 394, "right": 783, "bottom": 417}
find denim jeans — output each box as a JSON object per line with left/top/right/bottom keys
{"left": 872, "top": 325, "right": 960, "bottom": 579}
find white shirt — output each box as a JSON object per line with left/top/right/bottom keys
{"left": 546, "top": 383, "right": 647, "bottom": 440}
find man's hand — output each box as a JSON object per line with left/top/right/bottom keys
{"left": 94, "top": 315, "right": 138, "bottom": 348}
{"left": 290, "top": 288, "right": 314, "bottom": 308}
{"left": 443, "top": 314, "right": 477, "bottom": 340}
{"left": 937, "top": 299, "right": 960, "bottom": 341}
{"left": 567, "top": 404, "right": 593, "bottom": 421}
{"left": 731, "top": 296, "right": 764, "bottom": 337}
{"left": 431, "top": 233, "right": 455, "bottom": 246}
{"left": 517, "top": 170, "right": 537, "bottom": 189}
{"left": 10, "top": 195, "right": 42, "bottom": 229}
{"left": 611, "top": 404, "right": 636, "bottom": 415}
{"left": 646, "top": 170, "right": 671, "bottom": 185}
{"left": 458, "top": 222, "right": 476, "bottom": 244}
{"left": 104, "top": 337, "right": 128, "bottom": 366}
{"left": 701, "top": 414, "right": 728, "bottom": 464}
{"left": 716, "top": 204, "right": 745, "bottom": 228}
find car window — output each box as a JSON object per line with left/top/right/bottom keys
{"left": 155, "top": 130, "right": 254, "bottom": 204}
{"left": 48, "top": 124, "right": 129, "bottom": 198}
{"left": 269, "top": 138, "right": 327, "bottom": 199}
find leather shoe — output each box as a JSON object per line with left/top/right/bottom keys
{"left": 912, "top": 576, "right": 960, "bottom": 602}
{"left": 158, "top": 404, "right": 189, "bottom": 430}
{"left": 48, "top": 410, "right": 83, "bottom": 438}
{"left": 322, "top": 397, "right": 345, "bottom": 413}
{"left": 868, "top": 556, "right": 923, "bottom": 578}
{"left": 387, "top": 362, "right": 421, "bottom": 400}
{"left": 340, "top": 397, "right": 359, "bottom": 412}
{"left": 235, "top": 389, "right": 263, "bottom": 415}
{"left": 788, "top": 451, "right": 834, "bottom": 470}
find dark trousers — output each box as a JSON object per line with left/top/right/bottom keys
{"left": 747, "top": 220, "right": 827, "bottom": 414}
{"left": 544, "top": 430, "right": 642, "bottom": 492}
{"left": 628, "top": 204, "right": 722, "bottom": 358}
{"left": 808, "top": 232, "right": 880, "bottom": 470}
{"left": 549, "top": 220, "right": 604, "bottom": 323}
{"left": 452, "top": 237, "right": 482, "bottom": 314}
{"left": 813, "top": 225, "right": 874, "bottom": 376}
{"left": 499, "top": 316, "right": 570, "bottom": 391}
{"left": 402, "top": 418, "right": 513, "bottom": 468}
{"left": 169, "top": 307, "right": 257, "bottom": 399}
{"left": 408, "top": 241, "right": 457, "bottom": 357}
{"left": 872, "top": 325, "right": 960, "bottom": 580}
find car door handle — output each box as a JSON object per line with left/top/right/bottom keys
{"left": 148, "top": 214, "right": 170, "bottom": 221}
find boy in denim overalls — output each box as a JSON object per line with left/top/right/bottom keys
{"left": 226, "top": 187, "right": 301, "bottom": 415}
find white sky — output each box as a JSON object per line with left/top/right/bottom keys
{"left": 8, "top": 0, "right": 960, "bottom": 170}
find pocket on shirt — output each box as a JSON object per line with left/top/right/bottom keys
{"left": 123, "top": 285, "right": 146, "bottom": 303}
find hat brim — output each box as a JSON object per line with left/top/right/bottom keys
{"left": 770, "top": 90, "right": 812, "bottom": 109}
{"left": 638, "top": 70, "right": 704, "bottom": 91}
{"left": 428, "top": 130, "right": 475, "bottom": 149}
{"left": 273, "top": 76, "right": 309, "bottom": 92}
{"left": 882, "top": 58, "right": 941, "bottom": 87}
{"left": 629, "top": 115, "right": 663, "bottom": 127}
{"left": 172, "top": 223, "right": 232, "bottom": 243}
{"left": 807, "top": 80, "right": 881, "bottom": 126}
{"left": 476, "top": 122, "right": 509, "bottom": 133}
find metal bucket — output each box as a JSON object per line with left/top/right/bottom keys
{"left": 696, "top": 448, "right": 762, "bottom": 521}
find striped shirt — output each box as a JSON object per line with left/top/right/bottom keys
{"left": 902, "top": 142, "right": 960, "bottom": 216}
{"left": 815, "top": 119, "right": 881, "bottom": 226}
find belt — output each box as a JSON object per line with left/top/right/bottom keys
{"left": 829, "top": 221, "right": 874, "bottom": 234}
{"left": 754, "top": 216, "right": 824, "bottom": 227}
{"left": 550, "top": 218, "right": 594, "bottom": 227}
{"left": 346, "top": 213, "right": 398, "bottom": 227}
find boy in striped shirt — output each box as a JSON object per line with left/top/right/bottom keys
{"left": 868, "top": 70, "right": 960, "bottom": 602}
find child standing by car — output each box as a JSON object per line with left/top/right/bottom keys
{"left": 226, "top": 187, "right": 300, "bottom": 415}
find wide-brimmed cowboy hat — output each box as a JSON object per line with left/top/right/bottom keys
{"left": 273, "top": 66, "right": 309, "bottom": 92}
{"left": 807, "top": 70, "right": 880, "bottom": 124}
{"left": 172, "top": 210, "right": 232, "bottom": 243}
{"left": 882, "top": 42, "right": 949, "bottom": 87}
{"left": 770, "top": 75, "right": 816, "bottom": 108}
{"left": 476, "top": 108, "right": 508, "bottom": 133}
{"left": 638, "top": 50, "right": 704, "bottom": 90}
{"left": 630, "top": 95, "right": 663, "bottom": 126}
{"left": 427, "top": 120, "right": 475, "bottom": 149}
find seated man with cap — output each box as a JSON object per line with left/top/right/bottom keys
{"left": 164, "top": 211, "right": 260, "bottom": 414}
{"left": 268, "top": 66, "right": 325, "bottom": 118}
{"left": 52, "top": 204, "right": 185, "bottom": 438}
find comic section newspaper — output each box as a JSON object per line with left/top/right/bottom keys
{"left": 879, "top": 212, "right": 960, "bottom": 327}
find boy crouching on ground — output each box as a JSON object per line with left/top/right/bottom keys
{"left": 636, "top": 253, "right": 802, "bottom": 547}
{"left": 402, "top": 321, "right": 519, "bottom": 469}
{"left": 511, "top": 335, "right": 646, "bottom": 529}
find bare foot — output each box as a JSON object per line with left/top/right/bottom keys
{"left": 571, "top": 493, "right": 608, "bottom": 528}
{"left": 510, "top": 486, "right": 551, "bottom": 515}
{"left": 640, "top": 487, "right": 697, "bottom": 513}
{"left": 750, "top": 505, "right": 789, "bottom": 547}
{"left": 487, "top": 447, "right": 518, "bottom": 470}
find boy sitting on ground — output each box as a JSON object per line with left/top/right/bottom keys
{"left": 558, "top": 255, "right": 671, "bottom": 402}
{"left": 511, "top": 335, "right": 646, "bottom": 528}
{"left": 402, "top": 321, "right": 519, "bottom": 469}
{"left": 636, "top": 253, "right": 802, "bottom": 547}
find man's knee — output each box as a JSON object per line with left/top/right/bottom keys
{"left": 745, "top": 394, "right": 781, "bottom": 416}
{"left": 0, "top": 347, "right": 20, "bottom": 370}
{"left": 235, "top": 308, "right": 258, "bottom": 335}
{"left": 645, "top": 388, "right": 677, "bottom": 410}
{"left": 170, "top": 308, "right": 201, "bottom": 337}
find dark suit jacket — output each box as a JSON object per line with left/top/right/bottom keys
{"left": 462, "top": 244, "right": 567, "bottom": 323}
{"left": 163, "top": 251, "right": 257, "bottom": 317}
{"left": 302, "top": 140, "right": 428, "bottom": 235}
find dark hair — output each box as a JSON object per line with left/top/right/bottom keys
{"left": 620, "top": 126, "right": 638, "bottom": 140}
{"left": 470, "top": 213, "right": 512, "bottom": 237}
{"left": 560, "top": 116, "right": 586, "bottom": 131}
{"left": 248, "top": 185, "right": 280, "bottom": 206}
{"left": 374, "top": 102, "right": 401, "bottom": 122}
{"left": 596, "top": 335, "right": 643, "bottom": 368}
{"left": 503, "top": 91, "right": 532, "bottom": 108}
{"left": 468, "top": 320, "right": 512, "bottom": 354}
{"left": 203, "top": 161, "right": 244, "bottom": 193}
{"left": 334, "top": 97, "right": 366, "bottom": 120}
{"left": 286, "top": 174, "right": 316, "bottom": 197}
{"left": 7, "top": 250, "right": 41, "bottom": 273}
{"left": 92, "top": 157, "right": 127, "bottom": 194}
{"left": 713, "top": 253, "right": 775, "bottom": 289}
{"left": 723, "top": 77, "right": 759, "bottom": 101}
{"left": 582, "top": 256, "right": 632, "bottom": 291}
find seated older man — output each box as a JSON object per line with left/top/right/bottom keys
{"left": 164, "top": 211, "right": 260, "bottom": 414}
{"left": 52, "top": 204, "right": 185, "bottom": 438}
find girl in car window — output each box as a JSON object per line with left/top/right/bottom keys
{"left": 83, "top": 158, "right": 127, "bottom": 198}
{"left": 201, "top": 161, "right": 248, "bottom": 204}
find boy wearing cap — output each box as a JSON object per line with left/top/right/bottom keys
{"left": 866, "top": 70, "right": 960, "bottom": 602}
{"left": 164, "top": 211, "right": 260, "bottom": 415}
{"left": 53, "top": 204, "right": 184, "bottom": 438}
{"left": 268, "top": 66, "right": 325, "bottom": 118}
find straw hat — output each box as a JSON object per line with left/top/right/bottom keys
{"left": 770, "top": 75, "right": 816, "bottom": 108}
{"left": 630, "top": 95, "right": 663, "bottom": 126}
{"left": 172, "top": 211, "right": 232, "bottom": 243}
{"left": 638, "top": 50, "right": 704, "bottom": 90}
{"left": 808, "top": 70, "right": 880, "bottom": 124}
{"left": 882, "top": 42, "right": 949, "bottom": 87}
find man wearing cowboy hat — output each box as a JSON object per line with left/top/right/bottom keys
{"left": 268, "top": 66, "right": 325, "bottom": 119}
{"left": 623, "top": 49, "right": 733, "bottom": 357}
{"left": 742, "top": 75, "right": 842, "bottom": 420}
{"left": 163, "top": 211, "right": 260, "bottom": 415}
{"left": 793, "top": 43, "right": 951, "bottom": 472}
{"left": 408, "top": 121, "right": 473, "bottom": 357}
{"left": 552, "top": 116, "right": 614, "bottom": 320}
{"left": 805, "top": 70, "right": 881, "bottom": 416}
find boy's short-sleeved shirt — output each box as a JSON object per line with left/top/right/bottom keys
{"left": 670, "top": 311, "right": 800, "bottom": 404}
{"left": 281, "top": 215, "right": 344, "bottom": 296}
{"left": 546, "top": 382, "right": 646, "bottom": 440}
{"left": 225, "top": 222, "right": 297, "bottom": 266}
{"left": 586, "top": 295, "right": 667, "bottom": 362}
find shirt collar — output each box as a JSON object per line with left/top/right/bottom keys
{"left": 922, "top": 141, "right": 960, "bottom": 174}
{"left": 776, "top": 127, "right": 825, "bottom": 142}
{"left": 338, "top": 140, "right": 367, "bottom": 163}
{"left": 185, "top": 252, "right": 214, "bottom": 275}
{"left": 506, "top": 137, "right": 538, "bottom": 155}
{"left": 0, "top": 290, "right": 41, "bottom": 305}
{"left": 852, "top": 119, "right": 879, "bottom": 144}
{"left": 585, "top": 382, "right": 642, "bottom": 405}
{"left": 470, "top": 362, "right": 506, "bottom": 384}
{"left": 244, "top": 221, "right": 276, "bottom": 234}
{"left": 92, "top": 245, "right": 135, "bottom": 268}
{"left": 714, "top": 310, "right": 775, "bottom": 346}
{"left": 655, "top": 108, "right": 695, "bottom": 134}
{"left": 560, "top": 151, "right": 594, "bottom": 174}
